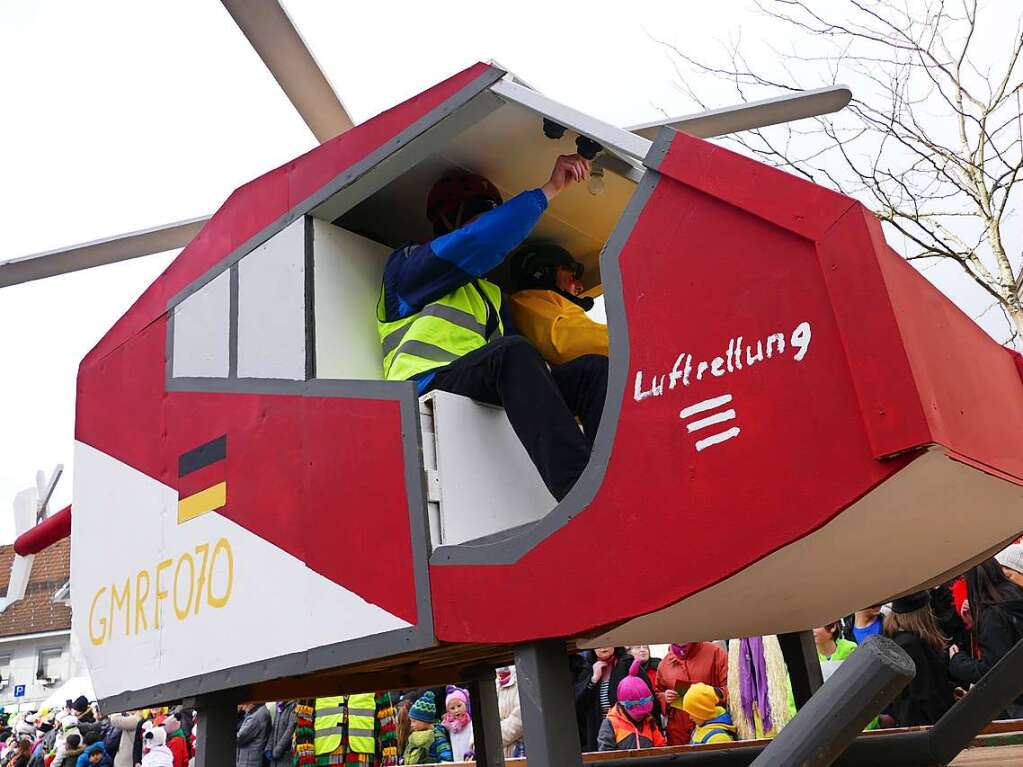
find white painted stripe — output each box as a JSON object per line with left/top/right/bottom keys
{"left": 680, "top": 394, "right": 733, "bottom": 419}
{"left": 686, "top": 409, "right": 736, "bottom": 433}
{"left": 695, "top": 427, "right": 741, "bottom": 452}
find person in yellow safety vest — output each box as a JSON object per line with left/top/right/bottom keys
{"left": 313, "top": 696, "right": 346, "bottom": 765}
{"left": 313, "top": 694, "right": 377, "bottom": 765}
{"left": 507, "top": 242, "right": 609, "bottom": 366}
{"left": 346, "top": 693, "right": 378, "bottom": 764}
{"left": 377, "top": 154, "right": 608, "bottom": 502}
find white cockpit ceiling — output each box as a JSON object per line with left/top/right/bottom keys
{"left": 333, "top": 98, "right": 640, "bottom": 291}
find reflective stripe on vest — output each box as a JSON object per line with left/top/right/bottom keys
{"left": 314, "top": 697, "right": 345, "bottom": 756}
{"left": 377, "top": 278, "right": 504, "bottom": 382}
{"left": 347, "top": 694, "right": 377, "bottom": 755}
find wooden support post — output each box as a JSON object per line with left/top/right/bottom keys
{"left": 193, "top": 701, "right": 237, "bottom": 767}
{"left": 778, "top": 630, "right": 824, "bottom": 709}
{"left": 513, "top": 640, "right": 582, "bottom": 767}
{"left": 466, "top": 667, "right": 506, "bottom": 767}
{"left": 750, "top": 635, "right": 914, "bottom": 767}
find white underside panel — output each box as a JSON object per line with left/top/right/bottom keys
{"left": 71, "top": 442, "right": 410, "bottom": 700}
{"left": 582, "top": 449, "right": 1023, "bottom": 647}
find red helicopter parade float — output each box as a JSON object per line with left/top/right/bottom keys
{"left": 4, "top": 4, "right": 1023, "bottom": 767}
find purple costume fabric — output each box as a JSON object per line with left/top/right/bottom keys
{"left": 738, "top": 637, "right": 773, "bottom": 733}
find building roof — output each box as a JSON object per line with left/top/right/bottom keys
{"left": 0, "top": 539, "right": 71, "bottom": 638}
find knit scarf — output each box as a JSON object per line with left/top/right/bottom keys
{"left": 403, "top": 729, "right": 435, "bottom": 765}
{"left": 293, "top": 701, "right": 316, "bottom": 767}
{"left": 670, "top": 643, "right": 695, "bottom": 659}
{"left": 737, "top": 637, "right": 773, "bottom": 733}
{"left": 441, "top": 711, "right": 470, "bottom": 734}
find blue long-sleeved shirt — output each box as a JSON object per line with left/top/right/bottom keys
{"left": 379, "top": 188, "right": 548, "bottom": 389}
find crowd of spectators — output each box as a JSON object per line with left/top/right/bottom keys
{"left": 0, "top": 549, "right": 1020, "bottom": 766}
{"left": 0, "top": 697, "right": 192, "bottom": 767}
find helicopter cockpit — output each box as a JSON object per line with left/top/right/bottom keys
{"left": 167, "top": 75, "right": 649, "bottom": 549}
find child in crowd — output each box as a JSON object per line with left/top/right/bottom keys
{"left": 814, "top": 622, "right": 857, "bottom": 663}
{"left": 597, "top": 660, "right": 666, "bottom": 751}
{"left": 395, "top": 694, "right": 414, "bottom": 758}
{"left": 402, "top": 692, "right": 453, "bottom": 764}
{"left": 441, "top": 688, "right": 474, "bottom": 762}
{"left": 82, "top": 741, "right": 112, "bottom": 767}
{"left": 54, "top": 731, "right": 84, "bottom": 767}
{"left": 682, "top": 684, "right": 736, "bottom": 745}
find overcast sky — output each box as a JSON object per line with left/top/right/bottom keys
{"left": 1, "top": 0, "right": 1017, "bottom": 544}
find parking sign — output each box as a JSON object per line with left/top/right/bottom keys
{"left": 13, "top": 685, "right": 25, "bottom": 698}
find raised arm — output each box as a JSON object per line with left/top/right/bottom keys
{"left": 386, "top": 190, "right": 547, "bottom": 317}
{"left": 381, "top": 155, "right": 589, "bottom": 320}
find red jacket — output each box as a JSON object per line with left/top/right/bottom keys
{"left": 655, "top": 643, "right": 729, "bottom": 745}
{"left": 167, "top": 733, "right": 190, "bottom": 767}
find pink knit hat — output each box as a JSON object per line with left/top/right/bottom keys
{"left": 617, "top": 660, "right": 654, "bottom": 719}
{"left": 445, "top": 688, "right": 469, "bottom": 709}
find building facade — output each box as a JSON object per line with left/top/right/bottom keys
{"left": 0, "top": 539, "right": 86, "bottom": 712}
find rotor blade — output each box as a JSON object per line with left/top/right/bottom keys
{"left": 628, "top": 85, "right": 852, "bottom": 141}
{"left": 0, "top": 216, "right": 208, "bottom": 288}
{"left": 221, "top": 0, "right": 354, "bottom": 143}
{"left": 37, "top": 464, "right": 64, "bottom": 521}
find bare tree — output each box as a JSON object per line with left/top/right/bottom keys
{"left": 658, "top": 0, "right": 1023, "bottom": 346}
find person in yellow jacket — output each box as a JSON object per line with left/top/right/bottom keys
{"left": 506, "top": 243, "right": 609, "bottom": 451}
{"left": 507, "top": 243, "right": 608, "bottom": 366}
{"left": 682, "top": 683, "right": 737, "bottom": 745}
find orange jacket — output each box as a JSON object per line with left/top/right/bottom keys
{"left": 507, "top": 290, "right": 608, "bottom": 365}
{"left": 655, "top": 644, "right": 729, "bottom": 746}
{"left": 598, "top": 705, "right": 666, "bottom": 751}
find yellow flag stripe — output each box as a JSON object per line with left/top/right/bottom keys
{"left": 177, "top": 482, "right": 227, "bottom": 524}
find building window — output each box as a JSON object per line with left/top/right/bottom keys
{"left": 36, "top": 648, "right": 63, "bottom": 685}
{"left": 0, "top": 654, "right": 10, "bottom": 687}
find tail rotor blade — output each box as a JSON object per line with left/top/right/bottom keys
{"left": 628, "top": 85, "right": 852, "bottom": 140}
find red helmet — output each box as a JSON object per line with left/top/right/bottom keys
{"left": 426, "top": 173, "right": 503, "bottom": 235}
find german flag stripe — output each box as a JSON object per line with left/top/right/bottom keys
{"left": 178, "top": 482, "right": 227, "bottom": 524}
{"left": 177, "top": 460, "right": 226, "bottom": 500}
{"left": 179, "top": 434, "right": 226, "bottom": 478}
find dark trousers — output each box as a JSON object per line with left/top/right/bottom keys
{"left": 426, "top": 336, "right": 608, "bottom": 501}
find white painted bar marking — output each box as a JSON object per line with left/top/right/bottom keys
{"left": 686, "top": 409, "right": 736, "bottom": 433}
{"left": 679, "top": 394, "right": 732, "bottom": 419}
{"left": 695, "top": 427, "right": 741, "bottom": 452}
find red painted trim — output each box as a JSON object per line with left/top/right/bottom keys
{"left": 814, "top": 205, "right": 932, "bottom": 458}
{"left": 877, "top": 245, "right": 1023, "bottom": 482}
{"left": 14, "top": 505, "right": 72, "bottom": 556}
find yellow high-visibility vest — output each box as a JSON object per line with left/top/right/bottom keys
{"left": 346, "top": 693, "right": 377, "bottom": 755}
{"left": 314, "top": 696, "right": 345, "bottom": 756}
{"left": 378, "top": 275, "right": 504, "bottom": 382}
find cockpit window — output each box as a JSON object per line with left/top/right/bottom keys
{"left": 170, "top": 267, "right": 230, "bottom": 379}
